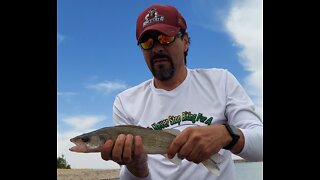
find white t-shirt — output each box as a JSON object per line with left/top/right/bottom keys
{"left": 113, "top": 68, "right": 263, "bottom": 180}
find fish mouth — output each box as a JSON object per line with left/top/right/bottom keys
{"left": 69, "top": 145, "right": 101, "bottom": 153}
{"left": 69, "top": 139, "right": 102, "bottom": 153}
{"left": 69, "top": 146, "right": 83, "bottom": 152}
{"left": 69, "top": 138, "right": 87, "bottom": 152}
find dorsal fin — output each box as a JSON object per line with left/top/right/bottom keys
{"left": 115, "top": 125, "right": 147, "bottom": 129}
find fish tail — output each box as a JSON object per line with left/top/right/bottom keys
{"left": 200, "top": 153, "right": 225, "bottom": 176}
{"left": 162, "top": 154, "right": 182, "bottom": 165}
{"left": 162, "top": 152, "right": 224, "bottom": 176}
{"left": 201, "top": 158, "right": 220, "bottom": 176}
{"left": 210, "top": 153, "right": 225, "bottom": 164}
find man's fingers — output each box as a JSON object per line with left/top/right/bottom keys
{"left": 112, "top": 134, "right": 126, "bottom": 163}
{"left": 177, "top": 139, "right": 193, "bottom": 160}
{"left": 100, "top": 134, "right": 148, "bottom": 167}
{"left": 186, "top": 147, "right": 202, "bottom": 164}
{"left": 101, "top": 139, "right": 114, "bottom": 161}
{"left": 122, "top": 134, "right": 134, "bottom": 163}
{"left": 134, "top": 135, "right": 143, "bottom": 156}
{"left": 167, "top": 132, "right": 189, "bottom": 159}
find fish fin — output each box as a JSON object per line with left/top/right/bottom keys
{"left": 162, "top": 153, "right": 223, "bottom": 176}
{"left": 210, "top": 153, "right": 225, "bottom": 164}
{"left": 162, "top": 154, "right": 181, "bottom": 165}
{"left": 115, "top": 125, "right": 146, "bottom": 129}
{"left": 162, "top": 153, "right": 222, "bottom": 176}
{"left": 201, "top": 159, "right": 221, "bottom": 176}
{"left": 200, "top": 153, "right": 224, "bottom": 176}
{"left": 162, "top": 128, "right": 181, "bottom": 136}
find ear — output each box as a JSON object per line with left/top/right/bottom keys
{"left": 183, "top": 32, "right": 189, "bottom": 52}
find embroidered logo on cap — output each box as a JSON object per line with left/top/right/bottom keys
{"left": 143, "top": 8, "right": 164, "bottom": 27}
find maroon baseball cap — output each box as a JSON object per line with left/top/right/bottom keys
{"left": 136, "top": 4, "right": 187, "bottom": 43}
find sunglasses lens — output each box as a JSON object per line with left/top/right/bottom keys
{"left": 140, "top": 33, "right": 177, "bottom": 50}
{"left": 140, "top": 38, "right": 153, "bottom": 50}
{"left": 158, "top": 35, "right": 175, "bottom": 45}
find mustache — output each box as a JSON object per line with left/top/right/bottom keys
{"left": 151, "top": 53, "right": 171, "bottom": 62}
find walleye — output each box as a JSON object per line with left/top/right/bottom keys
{"left": 69, "top": 125, "right": 224, "bottom": 176}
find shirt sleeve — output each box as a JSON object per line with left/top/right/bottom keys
{"left": 224, "top": 70, "right": 263, "bottom": 161}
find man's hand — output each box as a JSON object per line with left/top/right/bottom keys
{"left": 100, "top": 134, "right": 149, "bottom": 177}
{"left": 167, "top": 125, "right": 231, "bottom": 164}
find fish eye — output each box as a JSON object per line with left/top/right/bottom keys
{"left": 81, "top": 136, "right": 90, "bottom": 142}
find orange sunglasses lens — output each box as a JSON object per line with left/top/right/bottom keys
{"left": 140, "top": 34, "right": 176, "bottom": 50}
{"left": 140, "top": 38, "right": 154, "bottom": 50}
{"left": 158, "top": 34, "right": 175, "bottom": 44}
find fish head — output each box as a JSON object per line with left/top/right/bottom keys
{"left": 69, "top": 133, "right": 106, "bottom": 153}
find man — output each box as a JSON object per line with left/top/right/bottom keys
{"left": 100, "top": 4, "right": 262, "bottom": 180}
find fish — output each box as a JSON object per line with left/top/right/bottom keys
{"left": 69, "top": 125, "right": 225, "bottom": 176}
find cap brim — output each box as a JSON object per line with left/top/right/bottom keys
{"left": 137, "top": 24, "right": 180, "bottom": 43}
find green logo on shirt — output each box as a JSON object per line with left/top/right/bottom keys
{"left": 150, "top": 111, "right": 213, "bottom": 130}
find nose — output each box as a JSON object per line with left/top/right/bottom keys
{"left": 151, "top": 40, "right": 165, "bottom": 53}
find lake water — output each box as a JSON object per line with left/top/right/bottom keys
{"left": 235, "top": 162, "right": 263, "bottom": 180}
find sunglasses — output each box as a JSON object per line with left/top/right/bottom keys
{"left": 139, "top": 32, "right": 182, "bottom": 50}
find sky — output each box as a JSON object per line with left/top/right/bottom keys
{"left": 57, "top": 0, "right": 262, "bottom": 169}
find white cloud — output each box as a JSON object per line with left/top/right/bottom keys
{"left": 224, "top": 0, "right": 263, "bottom": 118}
{"left": 87, "top": 81, "right": 128, "bottom": 94}
{"left": 61, "top": 115, "right": 106, "bottom": 130}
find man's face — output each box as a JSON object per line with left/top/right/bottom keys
{"left": 140, "top": 31, "right": 188, "bottom": 81}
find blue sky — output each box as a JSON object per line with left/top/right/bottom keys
{"left": 58, "top": 0, "right": 262, "bottom": 169}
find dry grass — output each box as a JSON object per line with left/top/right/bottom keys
{"left": 57, "top": 169, "right": 120, "bottom": 180}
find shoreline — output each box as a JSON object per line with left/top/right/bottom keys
{"left": 57, "top": 161, "right": 257, "bottom": 179}
{"left": 57, "top": 169, "right": 120, "bottom": 180}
